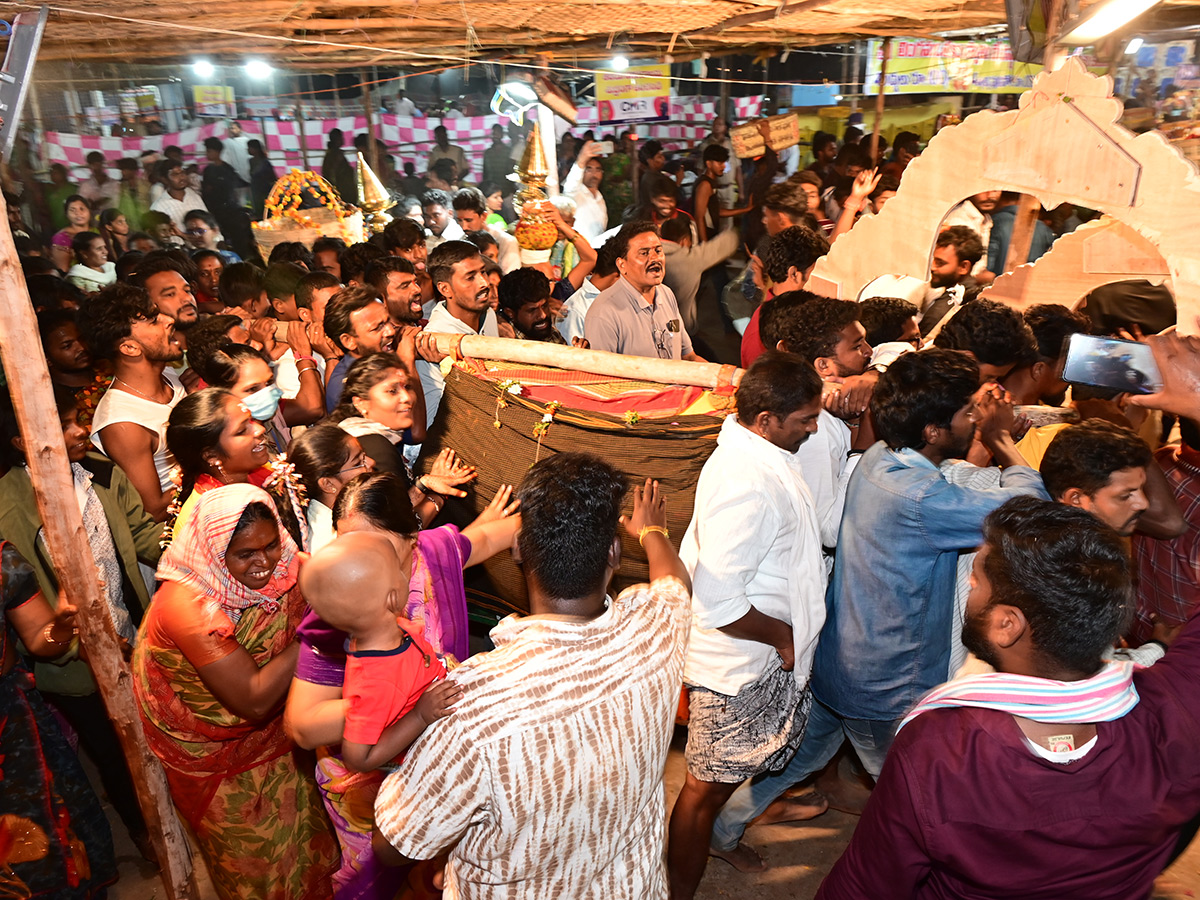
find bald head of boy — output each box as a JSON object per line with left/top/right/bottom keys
{"left": 300, "top": 531, "right": 407, "bottom": 636}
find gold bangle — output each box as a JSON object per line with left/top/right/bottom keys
{"left": 44, "top": 621, "right": 78, "bottom": 645}
{"left": 638, "top": 525, "right": 669, "bottom": 546}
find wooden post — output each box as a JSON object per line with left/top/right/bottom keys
{"left": 296, "top": 94, "right": 310, "bottom": 169}
{"left": 870, "top": 37, "right": 891, "bottom": 163}
{"left": 1002, "top": 194, "right": 1042, "bottom": 273}
{"left": 1003, "top": 0, "right": 1065, "bottom": 273}
{"left": 361, "top": 70, "right": 380, "bottom": 181}
{"left": 0, "top": 195, "right": 200, "bottom": 900}
{"left": 718, "top": 57, "right": 731, "bottom": 123}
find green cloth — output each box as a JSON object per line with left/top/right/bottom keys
{"left": 44, "top": 183, "right": 77, "bottom": 232}
{"left": 0, "top": 453, "right": 162, "bottom": 696}
{"left": 601, "top": 153, "right": 634, "bottom": 221}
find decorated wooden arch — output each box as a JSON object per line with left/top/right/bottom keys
{"left": 978, "top": 216, "right": 1171, "bottom": 314}
{"left": 806, "top": 58, "right": 1200, "bottom": 334}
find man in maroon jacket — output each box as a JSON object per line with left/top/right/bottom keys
{"left": 818, "top": 486, "right": 1200, "bottom": 900}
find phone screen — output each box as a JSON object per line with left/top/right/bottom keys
{"left": 1061, "top": 333, "right": 1163, "bottom": 395}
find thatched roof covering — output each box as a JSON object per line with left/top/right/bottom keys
{"left": 7, "top": 0, "right": 1200, "bottom": 69}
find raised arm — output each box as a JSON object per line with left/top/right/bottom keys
{"left": 281, "top": 322, "right": 327, "bottom": 426}
{"left": 620, "top": 477, "right": 691, "bottom": 591}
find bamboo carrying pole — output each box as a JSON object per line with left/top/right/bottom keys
{"left": 427, "top": 334, "right": 744, "bottom": 390}
{"left": 0, "top": 195, "right": 200, "bottom": 900}
{"left": 870, "top": 38, "right": 891, "bottom": 163}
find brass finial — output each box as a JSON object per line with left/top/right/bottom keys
{"left": 356, "top": 151, "right": 393, "bottom": 233}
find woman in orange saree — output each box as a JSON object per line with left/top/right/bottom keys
{"left": 132, "top": 484, "right": 337, "bottom": 900}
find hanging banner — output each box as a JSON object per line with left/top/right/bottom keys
{"left": 864, "top": 39, "right": 1104, "bottom": 94}
{"left": 0, "top": 6, "right": 49, "bottom": 157}
{"left": 596, "top": 64, "right": 670, "bottom": 124}
{"left": 193, "top": 85, "right": 236, "bottom": 117}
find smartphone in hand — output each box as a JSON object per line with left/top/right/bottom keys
{"left": 1061, "top": 333, "right": 1163, "bottom": 395}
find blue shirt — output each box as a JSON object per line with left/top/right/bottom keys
{"left": 325, "top": 354, "right": 354, "bottom": 412}
{"left": 812, "top": 443, "right": 1047, "bottom": 722}
{"left": 987, "top": 204, "right": 1055, "bottom": 274}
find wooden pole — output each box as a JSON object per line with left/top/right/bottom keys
{"left": 361, "top": 70, "right": 380, "bottom": 181}
{"left": 870, "top": 37, "right": 890, "bottom": 164}
{"left": 1003, "top": 0, "right": 1065, "bottom": 274}
{"left": 0, "top": 194, "right": 200, "bottom": 900}
{"left": 428, "top": 333, "right": 743, "bottom": 389}
{"left": 295, "top": 90, "right": 310, "bottom": 169}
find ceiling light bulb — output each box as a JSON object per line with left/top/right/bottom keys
{"left": 612, "top": 55, "right": 629, "bottom": 71}
{"left": 244, "top": 59, "right": 273, "bottom": 79}
{"left": 192, "top": 60, "right": 215, "bottom": 78}
{"left": 1060, "top": 0, "right": 1161, "bottom": 45}
{"left": 1124, "top": 36, "right": 1144, "bottom": 54}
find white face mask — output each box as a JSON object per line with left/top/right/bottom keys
{"left": 242, "top": 384, "right": 283, "bottom": 421}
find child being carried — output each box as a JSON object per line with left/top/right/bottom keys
{"left": 299, "top": 530, "right": 464, "bottom": 771}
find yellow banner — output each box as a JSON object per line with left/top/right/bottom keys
{"left": 865, "top": 39, "right": 1103, "bottom": 94}
{"left": 596, "top": 64, "right": 670, "bottom": 123}
{"left": 193, "top": 85, "right": 235, "bottom": 117}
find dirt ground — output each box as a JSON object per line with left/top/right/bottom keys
{"left": 104, "top": 728, "right": 1200, "bottom": 900}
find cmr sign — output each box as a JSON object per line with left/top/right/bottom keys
{"left": 596, "top": 64, "right": 670, "bottom": 124}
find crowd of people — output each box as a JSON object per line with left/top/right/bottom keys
{"left": 1, "top": 104, "right": 1199, "bottom": 900}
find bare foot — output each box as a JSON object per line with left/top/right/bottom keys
{"left": 751, "top": 790, "right": 829, "bottom": 827}
{"left": 709, "top": 842, "right": 767, "bottom": 873}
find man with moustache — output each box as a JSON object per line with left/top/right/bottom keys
{"left": 366, "top": 257, "right": 426, "bottom": 327}
{"left": 584, "top": 222, "right": 705, "bottom": 361}
{"left": 381, "top": 217, "right": 435, "bottom": 307}
{"left": 1041, "top": 419, "right": 1183, "bottom": 540}
{"left": 668, "top": 352, "right": 828, "bottom": 899}
{"left": 322, "top": 286, "right": 399, "bottom": 409}
{"left": 919, "top": 226, "right": 985, "bottom": 338}
{"left": 495, "top": 268, "right": 565, "bottom": 344}
{"left": 816, "top": 497, "right": 1200, "bottom": 900}
{"left": 417, "top": 240, "right": 499, "bottom": 429}
{"left": 132, "top": 256, "right": 199, "bottom": 354}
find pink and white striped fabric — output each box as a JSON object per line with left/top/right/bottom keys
{"left": 897, "top": 659, "right": 1140, "bottom": 731}
{"left": 43, "top": 96, "right": 764, "bottom": 183}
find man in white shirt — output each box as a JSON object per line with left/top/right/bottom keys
{"left": 79, "top": 151, "right": 121, "bottom": 212}
{"left": 221, "top": 121, "right": 253, "bottom": 184}
{"left": 394, "top": 90, "right": 416, "bottom": 116}
{"left": 417, "top": 240, "right": 500, "bottom": 430}
{"left": 450, "top": 186, "right": 520, "bottom": 274}
{"left": 150, "top": 159, "right": 208, "bottom": 233}
{"left": 669, "top": 351, "right": 828, "bottom": 900}
{"left": 421, "top": 188, "right": 465, "bottom": 253}
{"left": 942, "top": 191, "right": 1001, "bottom": 284}
{"left": 558, "top": 240, "right": 620, "bottom": 343}
{"left": 759, "top": 293, "right": 876, "bottom": 553}
{"left": 561, "top": 140, "right": 608, "bottom": 241}
{"left": 374, "top": 452, "right": 692, "bottom": 900}
{"left": 426, "top": 125, "right": 469, "bottom": 181}
{"left": 76, "top": 283, "right": 186, "bottom": 522}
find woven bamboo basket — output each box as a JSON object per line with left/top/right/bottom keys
{"left": 252, "top": 206, "right": 365, "bottom": 255}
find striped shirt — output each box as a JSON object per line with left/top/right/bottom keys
{"left": 375, "top": 577, "right": 691, "bottom": 900}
